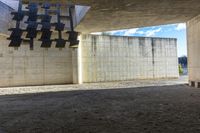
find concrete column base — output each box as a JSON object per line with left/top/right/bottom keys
{"left": 189, "top": 81, "right": 200, "bottom": 88}
{"left": 187, "top": 14, "right": 200, "bottom": 88}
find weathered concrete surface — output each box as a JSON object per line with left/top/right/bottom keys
{"left": 22, "top": 0, "right": 200, "bottom": 33}
{"left": 0, "top": 35, "right": 74, "bottom": 87}
{"left": 187, "top": 15, "right": 200, "bottom": 88}
{"left": 1, "top": 84, "right": 200, "bottom": 133}
{"left": 0, "top": 76, "right": 188, "bottom": 96}
{"left": 80, "top": 35, "right": 179, "bottom": 83}
{"left": 0, "top": 34, "right": 178, "bottom": 87}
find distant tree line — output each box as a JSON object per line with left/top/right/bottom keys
{"left": 178, "top": 56, "right": 187, "bottom": 68}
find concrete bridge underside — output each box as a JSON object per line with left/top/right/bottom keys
{"left": 5, "top": 0, "right": 200, "bottom": 87}
{"left": 23, "top": 0, "right": 200, "bottom": 33}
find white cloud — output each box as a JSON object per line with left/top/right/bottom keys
{"left": 124, "top": 28, "right": 139, "bottom": 36}
{"left": 91, "top": 27, "right": 162, "bottom": 37}
{"left": 108, "top": 30, "right": 122, "bottom": 35}
{"left": 91, "top": 32, "right": 102, "bottom": 35}
{"left": 91, "top": 30, "right": 125, "bottom": 35}
{"left": 136, "top": 31, "right": 145, "bottom": 34}
{"left": 145, "top": 28, "right": 162, "bottom": 37}
{"left": 175, "top": 23, "right": 186, "bottom": 31}
{"left": 117, "top": 27, "right": 162, "bottom": 37}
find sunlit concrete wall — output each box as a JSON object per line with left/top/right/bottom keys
{"left": 187, "top": 15, "right": 200, "bottom": 87}
{"left": 0, "top": 34, "right": 179, "bottom": 86}
{"left": 80, "top": 35, "right": 179, "bottom": 83}
{"left": 0, "top": 35, "right": 74, "bottom": 87}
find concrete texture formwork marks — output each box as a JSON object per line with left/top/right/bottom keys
{"left": 80, "top": 35, "right": 179, "bottom": 83}
{"left": 1, "top": 0, "right": 199, "bottom": 88}
{"left": 22, "top": 0, "right": 200, "bottom": 33}
{"left": 0, "top": 36, "right": 75, "bottom": 87}
{"left": 0, "top": 34, "right": 179, "bottom": 87}
{"left": 0, "top": 1, "right": 180, "bottom": 86}
{"left": 187, "top": 15, "right": 200, "bottom": 88}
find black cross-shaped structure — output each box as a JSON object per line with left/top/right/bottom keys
{"left": 7, "top": 0, "right": 80, "bottom": 50}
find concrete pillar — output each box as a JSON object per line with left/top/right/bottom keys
{"left": 72, "top": 35, "right": 83, "bottom": 84}
{"left": 187, "top": 14, "right": 200, "bottom": 88}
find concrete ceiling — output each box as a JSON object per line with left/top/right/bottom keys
{"left": 0, "top": 0, "right": 18, "bottom": 10}
{"left": 23, "top": 0, "right": 200, "bottom": 33}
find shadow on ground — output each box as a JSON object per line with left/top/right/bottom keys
{"left": 0, "top": 84, "right": 200, "bottom": 133}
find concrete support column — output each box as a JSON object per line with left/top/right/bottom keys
{"left": 72, "top": 35, "right": 83, "bottom": 84}
{"left": 187, "top": 14, "right": 200, "bottom": 88}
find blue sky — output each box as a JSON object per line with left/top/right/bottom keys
{"left": 92, "top": 23, "right": 187, "bottom": 57}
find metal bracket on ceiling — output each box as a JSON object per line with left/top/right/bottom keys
{"left": 7, "top": 0, "right": 24, "bottom": 49}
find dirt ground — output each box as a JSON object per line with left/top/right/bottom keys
{"left": 1, "top": 77, "right": 200, "bottom": 133}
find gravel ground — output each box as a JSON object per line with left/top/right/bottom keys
{"left": 0, "top": 76, "right": 188, "bottom": 96}
{"left": 1, "top": 76, "right": 198, "bottom": 133}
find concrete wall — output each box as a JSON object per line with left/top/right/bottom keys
{"left": 80, "top": 35, "right": 179, "bottom": 83}
{"left": 0, "top": 34, "right": 179, "bottom": 87}
{"left": 0, "top": 35, "right": 74, "bottom": 87}
{"left": 0, "top": 1, "right": 183, "bottom": 87}
{"left": 187, "top": 15, "right": 200, "bottom": 87}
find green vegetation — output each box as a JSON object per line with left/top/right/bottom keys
{"left": 179, "top": 64, "right": 183, "bottom": 75}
